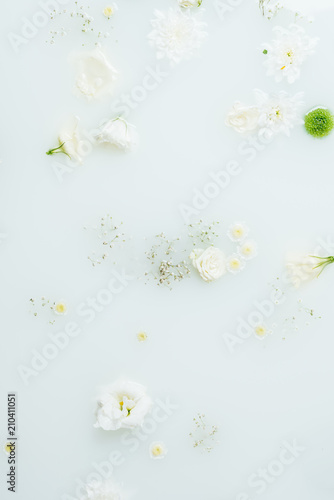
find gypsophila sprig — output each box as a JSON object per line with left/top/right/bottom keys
{"left": 188, "top": 220, "right": 220, "bottom": 247}
{"left": 85, "top": 215, "right": 125, "bottom": 266}
{"left": 145, "top": 233, "right": 191, "bottom": 288}
{"left": 29, "top": 297, "right": 68, "bottom": 324}
{"left": 189, "top": 413, "right": 219, "bottom": 453}
{"left": 259, "top": 0, "right": 282, "bottom": 20}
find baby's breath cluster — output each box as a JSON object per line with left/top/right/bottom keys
{"left": 259, "top": 0, "right": 282, "bottom": 20}
{"left": 189, "top": 413, "right": 219, "bottom": 453}
{"left": 145, "top": 233, "right": 191, "bottom": 288}
{"left": 29, "top": 297, "right": 67, "bottom": 324}
{"left": 188, "top": 220, "right": 220, "bottom": 247}
{"left": 85, "top": 215, "right": 125, "bottom": 266}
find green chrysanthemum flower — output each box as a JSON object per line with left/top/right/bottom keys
{"left": 304, "top": 107, "right": 334, "bottom": 138}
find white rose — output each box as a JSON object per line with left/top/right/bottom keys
{"left": 190, "top": 247, "right": 226, "bottom": 282}
{"left": 58, "top": 116, "right": 85, "bottom": 164}
{"left": 94, "top": 117, "right": 138, "bottom": 151}
{"left": 225, "top": 102, "right": 259, "bottom": 133}
{"left": 71, "top": 48, "right": 118, "bottom": 99}
{"left": 94, "top": 380, "right": 152, "bottom": 431}
{"left": 178, "top": 0, "right": 202, "bottom": 8}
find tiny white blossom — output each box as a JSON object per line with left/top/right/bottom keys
{"left": 148, "top": 9, "right": 207, "bottom": 64}
{"left": 149, "top": 441, "right": 168, "bottom": 459}
{"left": 226, "top": 254, "right": 245, "bottom": 274}
{"left": 227, "top": 223, "right": 248, "bottom": 242}
{"left": 254, "top": 324, "right": 269, "bottom": 339}
{"left": 263, "top": 25, "right": 318, "bottom": 84}
{"left": 238, "top": 241, "right": 257, "bottom": 260}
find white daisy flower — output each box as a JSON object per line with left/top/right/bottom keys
{"left": 255, "top": 89, "right": 304, "bottom": 138}
{"left": 226, "top": 254, "right": 245, "bottom": 274}
{"left": 52, "top": 300, "right": 68, "bottom": 316}
{"left": 103, "top": 5, "right": 118, "bottom": 18}
{"left": 263, "top": 25, "right": 318, "bottom": 84}
{"left": 149, "top": 441, "right": 168, "bottom": 459}
{"left": 148, "top": 9, "right": 207, "bottom": 64}
{"left": 238, "top": 240, "right": 257, "bottom": 260}
{"left": 227, "top": 223, "right": 248, "bottom": 242}
{"left": 254, "top": 324, "right": 269, "bottom": 339}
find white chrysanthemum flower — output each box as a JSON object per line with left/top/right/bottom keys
{"left": 254, "top": 89, "right": 304, "bottom": 138}
{"left": 148, "top": 9, "right": 207, "bottom": 64}
{"left": 94, "top": 380, "right": 152, "bottom": 431}
{"left": 149, "top": 441, "right": 168, "bottom": 459}
{"left": 263, "top": 25, "right": 318, "bottom": 84}
{"left": 286, "top": 254, "right": 334, "bottom": 288}
{"left": 190, "top": 247, "right": 226, "bottom": 282}
{"left": 94, "top": 117, "right": 138, "bottom": 151}
{"left": 178, "top": 0, "right": 202, "bottom": 8}
{"left": 71, "top": 48, "right": 118, "bottom": 99}
{"left": 226, "top": 254, "right": 245, "bottom": 274}
{"left": 53, "top": 300, "right": 68, "bottom": 315}
{"left": 81, "top": 480, "right": 122, "bottom": 500}
{"left": 238, "top": 241, "right": 257, "bottom": 260}
{"left": 227, "top": 223, "right": 248, "bottom": 242}
{"left": 225, "top": 102, "right": 260, "bottom": 134}
{"left": 137, "top": 331, "right": 148, "bottom": 342}
{"left": 254, "top": 324, "right": 269, "bottom": 339}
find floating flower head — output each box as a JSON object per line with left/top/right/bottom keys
{"left": 71, "top": 48, "right": 118, "bottom": 99}
{"left": 190, "top": 247, "right": 226, "bottom": 282}
{"left": 94, "top": 117, "right": 138, "bottom": 151}
{"left": 226, "top": 254, "right": 245, "bottom": 274}
{"left": 254, "top": 324, "right": 269, "bottom": 339}
{"left": 103, "top": 5, "right": 117, "bottom": 18}
{"left": 81, "top": 480, "right": 122, "bottom": 500}
{"left": 46, "top": 116, "right": 85, "bottom": 164}
{"left": 225, "top": 102, "right": 260, "bottom": 134}
{"left": 137, "top": 331, "right": 148, "bottom": 342}
{"left": 94, "top": 380, "right": 152, "bottom": 431}
{"left": 148, "top": 9, "right": 207, "bottom": 64}
{"left": 286, "top": 254, "right": 334, "bottom": 288}
{"left": 262, "top": 25, "right": 318, "bottom": 84}
{"left": 227, "top": 223, "right": 248, "bottom": 242}
{"left": 149, "top": 441, "right": 168, "bottom": 459}
{"left": 304, "top": 107, "right": 334, "bottom": 138}
{"left": 255, "top": 89, "right": 304, "bottom": 138}
{"left": 178, "top": 0, "right": 203, "bottom": 8}
{"left": 238, "top": 241, "right": 257, "bottom": 260}
{"left": 52, "top": 300, "right": 67, "bottom": 315}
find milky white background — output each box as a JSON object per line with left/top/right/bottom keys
{"left": 1, "top": 0, "right": 334, "bottom": 499}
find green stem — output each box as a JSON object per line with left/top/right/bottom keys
{"left": 46, "top": 142, "right": 70, "bottom": 158}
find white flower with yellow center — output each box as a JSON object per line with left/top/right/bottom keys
{"left": 148, "top": 9, "right": 207, "bottom": 64}
{"left": 53, "top": 300, "right": 68, "bottom": 315}
{"left": 254, "top": 324, "right": 268, "bottom": 339}
{"left": 94, "top": 380, "right": 152, "bottom": 431}
{"left": 227, "top": 223, "right": 248, "bottom": 242}
{"left": 255, "top": 89, "right": 304, "bottom": 138}
{"left": 137, "top": 331, "right": 148, "bottom": 342}
{"left": 149, "top": 441, "right": 168, "bottom": 459}
{"left": 103, "top": 5, "right": 117, "bottom": 18}
{"left": 190, "top": 247, "right": 226, "bottom": 282}
{"left": 262, "top": 25, "right": 318, "bottom": 84}
{"left": 238, "top": 241, "right": 257, "bottom": 260}
{"left": 226, "top": 254, "right": 245, "bottom": 274}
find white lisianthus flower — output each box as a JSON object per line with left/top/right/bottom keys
{"left": 190, "top": 247, "right": 226, "bottom": 282}
{"left": 94, "top": 380, "right": 152, "bottom": 431}
{"left": 148, "top": 9, "right": 207, "bottom": 64}
{"left": 46, "top": 116, "right": 86, "bottom": 164}
{"left": 225, "top": 102, "right": 260, "bottom": 134}
{"left": 71, "top": 48, "right": 118, "bottom": 99}
{"left": 94, "top": 117, "right": 138, "bottom": 151}
{"left": 286, "top": 254, "right": 334, "bottom": 288}
{"left": 81, "top": 480, "right": 122, "bottom": 500}
{"left": 226, "top": 254, "right": 245, "bottom": 274}
{"left": 178, "top": 0, "right": 202, "bottom": 8}
{"left": 149, "top": 441, "right": 168, "bottom": 459}
{"left": 227, "top": 223, "right": 248, "bottom": 242}
{"left": 254, "top": 89, "right": 304, "bottom": 138}
{"left": 238, "top": 241, "right": 257, "bottom": 260}
{"left": 263, "top": 25, "right": 318, "bottom": 84}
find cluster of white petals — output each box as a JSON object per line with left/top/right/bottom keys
{"left": 263, "top": 25, "right": 318, "bottom": 84}
{"left": 94, "top": 380, "right": 152, "bottom": 431}
{"left": 148, "top": 9, "right": 207, "bottom": 64}
{"left": 94, "top": 117, "right": 138, "bottom": 151}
